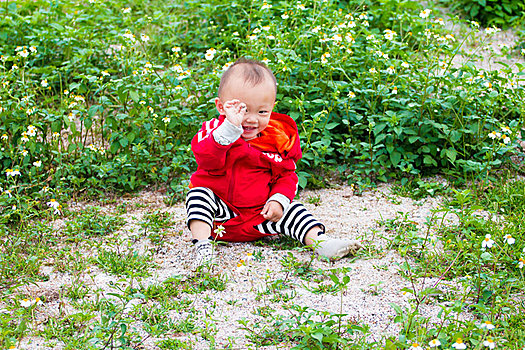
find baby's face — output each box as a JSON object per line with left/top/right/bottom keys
{"left": 218, "top": 75, "right": 276, "bottom": 140}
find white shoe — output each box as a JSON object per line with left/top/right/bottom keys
{"left": 314, "top": 237, "right": 362, "bottom": 260}
{"left": 193, "top": 239, "right": 215, "bottom": 268}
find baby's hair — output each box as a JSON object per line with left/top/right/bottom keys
{"left": 218, "top": 58, "right": 277, "bottom": 97}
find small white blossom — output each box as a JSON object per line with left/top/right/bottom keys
{"left": 480, "top": 320, "right": 496, "bottom": 330}
{"left": 205, "top": 48, "right": 216, "bottom": 61}
{"left": 33, "top": 160, "right": 42, "bottom": 168}
{"left": 47, "top": 199, "right": 61, "bottom": 214}
{"left": 214, "top": 225, "right": 225, "bottom": 238}
{"left": 122, "top": 7, "right": 131, "bottom": 13}
{"left": 482, "top": 234, "right": 494, "bottom": 248}
{"left": 419, "top": 9, "right": 431, "bottom": 18}
{"left": 140, "top": 34, "right": 150, "bottom": 42}
{"left": 452, "top": 339, "right": 467, "bottom": 349}
{"left": 20, "top": 299, "right": 32, "bottom": 308}
{"left": 429, "top": 339, "right": 441, "bottom": 348}
{"left": 261, "top": 2, "right": 272, "bottom": 10}
{"left": 41, "top": 79, "right": 48, "bottom": 87}
{"left": 6, "top": 169, "right": 21, "bottom": 177}
{"left": 483, "top": 338, "right": 496, "bottom": 349}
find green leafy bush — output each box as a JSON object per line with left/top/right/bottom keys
{"left": 443, "top": 0, "right": 525, "bottom": 28}
{"left": 0, "top": 0, "right": 523, "bottom": 218}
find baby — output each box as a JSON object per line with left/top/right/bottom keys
{"left": 186, "top": 57, "right": 361, "bottom": 267}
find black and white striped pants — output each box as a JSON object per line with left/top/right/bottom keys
{"left": 186, "top": 187, "right": 324, "bottom": 244}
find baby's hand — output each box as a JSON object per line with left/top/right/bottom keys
{"left": 261, "top": 201, "right": 283, "bottom": 222}
{"left": 223, "top": 99, "right": 247, "bottom": 127}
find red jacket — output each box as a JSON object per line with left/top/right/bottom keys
{"left": 190, "top": 112, "right": 302, "bottom": 241}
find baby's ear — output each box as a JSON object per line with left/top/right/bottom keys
{"left": 215, "top": 98, "right": 225, "bottom": 115}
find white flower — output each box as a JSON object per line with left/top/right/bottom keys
{"left": 101, "top": 70, "right": 110, "bottom": 77}
{"left": 410, "top": 343, "right": 423, "bottom": 350}
{"left": 348, "top": 20, "right": 356, "bottom": 28}
{"left": 480, "top": 320, "right": 496, "bottom": 330}
{"left": 281, "top": 13, "right": 289, "bottom": 19}
{"left": 47, "top": 199, "right": 61, "bottom": 214}
{"left": 348, "top": 91, "right": 356, "bottom": 99}
{"left": 358, "top": 13, "right": 368, "bottom": 20}
{"left": 503, "top": 234, "right": 515, "bottom": 245}
{"left": 21, "top": 150, "right": 28, "bottom": 157}
{"left": 261, "top": 2, "right": 272, "bottom": 10}
{"left": 41, "top": 79, "right": 48, "bottom": 87}
{"left": 6, "top": 169, "right": 21, "bottom": 177}
{"left": 362, "top": 20, "right": 369, "bottom": 27}
{"left": 18, "top": 49, "right": 30, "bottom": 58}
{"left": 297, "top": 3, "right": 306, "bottom": 11}
{"left": 20, "top": 298, "right": 32, "bottom": 308}
{"left": 29, "top": 46, "right": 37, "bottom": 53}
{"left": 144, "top": 62, "right": 152, "bottom": 69}
{"left": 205, "top": 48, "right": 216, "bottom": 61}
{"left": 483, "top": 338, "right": 496, "bottom": 349}
{"left": 68, "top": 112, "right": 76, "bottom": 122}
{"left": 452, "top": 338, "right": 467, "bottom": 349}
{"left": 401, "top": 62, "right": 410, "bottom": 68}
{"left": 369, "top": 68, "right": 378, "bottom": 74}
{"left": 502, "top": 135, "right": 511, "bottom": 144}
{"left": 521, "top": 49, "right": 525, "bottom": 56}
{"left": 171, "top": 46, "right": 181, "bottom": 53}
{"left": 1, "top": 134, "right": 7, "bottom": 141}
{"left": 518, "top": 257, "right": 524, "bottom": 268}
{"left": 122, "top": 7, "right": 131, "bottom": 13}
{"left": 321, "top": 52, "right": 330, "bottom": 64}
{"left": 33, "top": 160, "right": 42, "bottom": 168}
{"left": 391, "top": 86, "right": 398, "bottom": 95}
{"left": 434, "top": 18, "right": 445, "bottom": 26}
{"left": 419, "top": 9, "right": 431, "bottom": 18}
{"left": 488, "top": 131, "right": 498, "bottom": 139}
{"left": 21, "top": 132, "right": 29, "bottom": 142}
{"left": 482, "top": 234, "right": 494, "bottom": 248}
{"left": 27, "top": 125, "right": 37, "bottom": 137}
{"left": 123, "top": 30, "right": 136, "bottom": 42}
{"left": 485, "top": 27, "right": 500, "bottom": 35}
{"left": 386, "top": 66, "right": 395, "bottom": 74}
{"left": 140, "top": 34, "right": 150, "bottom": 42}
{"left": 471, "top": 21, "right": 480, "bottom": 28}
{"left": 214, "top": 225, "right": 225, "bottom": 238}
{"left": 384, "top": 29, "right": 397, "bottom": 41}
{"left": 162, "top": 117, "right": 170, "bottom": 124}
{"left": 429, "top": 339, "right": 441, "bottom": 348}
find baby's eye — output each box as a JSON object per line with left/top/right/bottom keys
{"left": 259, "top": 110, "right": 269, "bottom": 115}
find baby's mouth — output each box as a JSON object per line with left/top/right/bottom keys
{"left": 243, "top": 126, "right": 257, "bottom": 131}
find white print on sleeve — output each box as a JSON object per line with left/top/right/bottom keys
{"left": 197, "top": 118, "right": 220, "bottom": 143}
{"left": 263, "top": 152, "right": 283, "bottom": 163}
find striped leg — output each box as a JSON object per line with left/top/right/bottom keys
{"left": 255, "top": 201, "right": 324, "bottom": 244}
{"left": 185, "top": 187, "right": 237, "bottom": 229}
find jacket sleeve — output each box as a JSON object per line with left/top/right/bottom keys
{"left": 191, "top": 118, "right": 241, "bottom": 171}
{"left": 268, "top": 160, "right": 299, "bottom": 204}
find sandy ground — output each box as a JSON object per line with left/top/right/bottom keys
{"left": 15, "top": 181, "right": 475, "bottom": 349}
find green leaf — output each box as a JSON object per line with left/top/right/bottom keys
{"left": 445, "top": 148, "right": 457, "bottom": 162}
{"left": 129, "top": 90, "right": 140, "bottom": 103}
{"left": 390, "top": 151, "right": 401, "bottom": 166}
{"left": 50, "top": 23, "right": 65, "bottom": 31}
{"left": 126, "top": 132, "right": 136, "bottom": 143}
